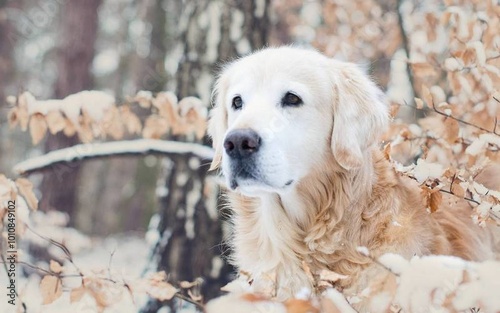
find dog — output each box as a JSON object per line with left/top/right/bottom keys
{"left": 207, "top": 46, "right": 495, "bottom": 305}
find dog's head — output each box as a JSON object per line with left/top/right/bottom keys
{"left": 208, "top": 47, "right": 388, "bottom": 196}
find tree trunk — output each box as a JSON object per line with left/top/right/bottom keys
{"left": 0, "top": 0, "right": 16, "bottom": 103}
{"left": 0, "top": 0, "right": 21, "bottom": 173}
{"left": 39, "top": 0, "right": 101, "bottom": 221}
{"left": 142, "top": 1, "right": 271, "bottom": 312}
{"left": 76, "top": 0, "right": 169, "bottom": 234}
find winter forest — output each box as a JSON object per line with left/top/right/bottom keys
{"left": 0, "top": 0, "right": 499, "bottom": 312}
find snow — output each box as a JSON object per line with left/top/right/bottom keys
{"left": 14, "top": 139, "right": 215, "bottom": 174}
{"left": 413, "top": 158, "right": 445, "bottom": 183}
{"left": 356, "top": 246, "right": 370, "bottom": 256}
{"left": 24, "top": 91, "right": 115, "bottom": 126}
{"left": 378, "top": 253, "right": 409, "bottom": 275}
{"left": 0, "top": 234, "right": 151, "bottom": 313}
{"left": 376, "top": 253, "right": 500, "bottom": 313}
{"left": 465, "top": 133, "right": 500, "bottom": 156}
{"left": 92, "top": 49, "right": 120, "bottom": 76}
{"left": 322, "top": 288, "right": 357, "bottom": 313}
{"left": 209, "top": 256, "right": 224, "bottom": 279}
{"left": 145, "top": 213, "right": 161, "bottom": 246}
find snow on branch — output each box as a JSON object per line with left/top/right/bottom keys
{"left": 7, "top": 90, "right": 208, "bottom": 144}
{"left": 14, "top": 139, "right": 215, "bottom": 175}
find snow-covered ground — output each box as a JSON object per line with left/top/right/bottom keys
{"left": 0, "top": 234, "right": 151, "bottom": 313}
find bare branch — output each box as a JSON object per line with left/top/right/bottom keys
{"left": 404, "top": 173, "right": 481, "bottom": 205}
{"left": 14, "top": 139, "right": 215, "bottom": 175}
{"left": 402, "top": 102, "right": 500, "bottom": 137}
{"left": 432, "top": 105, "right": 499, "bottom": 136}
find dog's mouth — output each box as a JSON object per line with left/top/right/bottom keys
{"left": 228, "top": 165, "right": 261, "bottom": 190}
{"left": 227, "top": 163, "right": 295, "bottom": 192}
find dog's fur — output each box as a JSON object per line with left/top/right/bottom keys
{"left": 208, "top": 47, "right": 495, "bottom": 301}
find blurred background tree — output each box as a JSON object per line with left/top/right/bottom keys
{"left": 0, "top": 1, "right": 405, "bottom": 310}
{"left": 3, "top": 0, "right": 497, "bottom": 312}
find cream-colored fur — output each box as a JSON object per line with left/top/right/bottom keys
{"left": 208, "top": 47, "right": 495, "bottom": 303}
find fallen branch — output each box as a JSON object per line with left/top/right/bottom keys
{"left": 14, "top": 139, "right": 215, "bottom": 175}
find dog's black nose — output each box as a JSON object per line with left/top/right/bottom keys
{"left": 224, "top": 129, "right": 261, "bottom": 158}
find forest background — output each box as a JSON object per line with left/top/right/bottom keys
{"left": 0, "top": 0, "right": 499, "bottom": 312}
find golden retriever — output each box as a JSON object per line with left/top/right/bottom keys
{"left": 207, "top": 47, "right": 495, "bottom": 305}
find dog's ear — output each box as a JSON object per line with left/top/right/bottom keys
{"left": 330, "top": 61, "right": 389, "bottom": 171}
{"left": 207, "top": 75, "right": 228, "bottom": 171}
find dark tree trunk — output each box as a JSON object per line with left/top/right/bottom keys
{"left": 39, "top": 0, "right": 101, "bottom": 221}
{"left": 77, "top": 0, "right": 169, "bottom": 235}
{"left": 0, "top": 0, "right": 16, "bottom": 103}
{"left": 0, "top": 0, "right": 19, "bottom": 171}
{"left": 142, "top": 1, "right": 271, "bottom": 312}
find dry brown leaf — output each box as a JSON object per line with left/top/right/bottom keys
{"left": 120, "top": 106, "right": 142, "bottom": 135}
{"left": 285, "top": 299, "right": 319, "bottom": 313}
{"left": 389, "top": 103, "right": 400, "bottom": 118}
{"left": 45, "top": 111, "right": 66, "bottom": 135}
{"left": 146, "top": 281, "right": 178, "bottom": 301}
{"left": 443, "top": 118, "right": 459, "bottom": 144}
{"left": 458, "top": 48, "right": 476, "bottom": 66}
{"left": 383, "top": 143, "right": 392, "bottom": 161}
{"left": 451, "top": 182, "right": 466, "bottom": 198}
{"left": 133, "top": 90, "right": 153, "bottom": 108}
{"left": 318, "top": 269, "right": 348, "bottom": 283}
{"left": 412, "top": 62, "right": 438, "bottom": 78}
{"left": 63, "top": 118, "right": 77, "bottom": 137}
{"left": 78, "top": 122, "right": 94, "bottom": 143}
{"left": 414, "top": 98, "right": 424, "bottom": 110}
{"left": 40, "top": 275, "right": 63, "bottom": 305}
{"left": 142, "top": 115, "right": 169, "bottom": 139}
{"left": 153, "top": 91, "right": 179, "bottom": 125}
{"left": 421, "top": 85, "right": 433, "bottom": 108}
{"left": 422, "top": 187, "right": 443, "bottom": 213}
{"left": 102, "top": 106, "right": 124, "bottom": 140}
{"left": 49, "top": 260, "right": 63, "bottom": 274}
{"left": 194, "top": 118, "right": 207, "bottom": 140}
{"left": 29, "top": 113, "right": 48, "bottom": 145}
{"left": 425, "top": 13, "right": 439, "bottom": 41}
{"left": 15, "top": 178, "right": 38, "bottom": 210}
{"left": 144, "top": 271, "right": 178, "bottom": 301}
{"left": 8, "top": 107, "right": 29, "bottom": 131}
{"left": 179, "top": 278, "right": 202, "bottom": 289}
{"left": 70, "top": 286, "right": 86, "bottom": 303}
{"left": 0, "top": 175, "right": 16, "bottom": 206}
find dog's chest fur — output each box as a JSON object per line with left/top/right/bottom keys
{"left": 225, "top": 152, "right": 492, "bottom": 299}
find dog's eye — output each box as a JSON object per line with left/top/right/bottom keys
{"left": 232, "top": 96, "right": 243, "bottom": 110}
{"left": 282, "top": 92, "right": 303, "bottom": 106}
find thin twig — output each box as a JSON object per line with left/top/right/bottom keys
{"left": 403, "top": 174, "right": 480, "bottom": 205}
{"left": 432, "top": 105, "right": 499, "bottom": 136}
{"left": 439, "top": 189, "right": 480, "bottom": 205}
{"left": 173, "top": 292, "right": 205, "bottom": 310}
{"left": 19, "top": 226, "right": 205, "bottom": 309}
{"left": 402, "top": 102, "right": 500, "bottom": 137}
